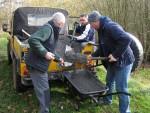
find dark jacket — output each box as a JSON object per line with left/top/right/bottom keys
{"left": 75, "top": 24, "right": 95, "bottom": 42}
{"left": 75, "top": 24, "right": 86, "bottom": 35}
{"left": 92, "top": 16, "right": 135, "bottom": 68}
{"left": 25, "top": 21, "right": 59, "bottom": 72}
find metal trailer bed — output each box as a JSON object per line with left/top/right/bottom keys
{"left": 62, "top": 68, "right": 108, "bottom": 110}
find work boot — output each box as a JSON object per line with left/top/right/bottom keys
{"left": 98, "top": 98, "right": 112, "bottom": 105}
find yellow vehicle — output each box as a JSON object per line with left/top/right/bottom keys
{"left": 2, "top": 7, "right": 95, "bottom": 92}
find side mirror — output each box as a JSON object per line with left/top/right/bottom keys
{"left": 2, "top": 24, "right": 8, "bottom": 32}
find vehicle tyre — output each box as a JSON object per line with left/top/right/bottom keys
{"left": 127, "top": 33, "right": 144, "bottom": 72}
{"left": 12, "top": 57, "right": 26, "bottom": 92}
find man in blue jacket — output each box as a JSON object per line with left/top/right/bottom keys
{"left": 88, "top": 11, "right": 135, "bottom": 113}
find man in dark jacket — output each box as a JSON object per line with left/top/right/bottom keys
{"left": 71, "top": 14, "right": 95, "bottom": 53}
{"left": 75, "top": 14, "right": 95, "bottom": 42}
{"left": 25, "top": 12, "right": 65, "bottom": 113}
{"left": 88, "top": 11, "right": 135, "bottom": 113}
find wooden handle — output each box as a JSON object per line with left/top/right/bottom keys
{"left": 91, "top": 57, "right": 108, "bottom": 60}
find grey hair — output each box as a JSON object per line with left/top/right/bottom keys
{"left": 88, "top": 11, "right": 101, "bottom": 23}
{"left": 52, "top": 12, "right": 66, "bottom": 25}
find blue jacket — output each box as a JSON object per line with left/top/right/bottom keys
{"left": 92, "top": 16, "right": 135, "bottom": 68}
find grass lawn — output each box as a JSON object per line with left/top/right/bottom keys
{"left": 0, "top": 62, "right": 150, "bottom": 113}
{"left": 0, "top": 33, "right": 150, "bottom": 113}
{"left": 0, "top": 32, "right": 8, "bottom": 61}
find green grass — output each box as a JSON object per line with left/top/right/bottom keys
{"left": 0, "top": 32, "right": 150, "bottom": 113}
{"left": 0, "top": 32, "right": 8, "bottom": 60}
{"left": 0, "top": 61, "right": 150, "bottom": 113}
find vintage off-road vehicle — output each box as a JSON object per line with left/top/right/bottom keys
{"left": 2, "top": 7, "right": 95, "bottom": 92}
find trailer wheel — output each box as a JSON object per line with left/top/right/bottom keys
{"left": 127, "top": 33, "right": 144, "bottom": 72}
{"left": 12, "top": 57, "right": 26, "bottom": 92}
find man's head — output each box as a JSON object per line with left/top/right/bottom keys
{"left": 79, "top": 14, "right": 88, "bottom": 26}
{"left": 52, "top": 12, "right": 66, "bottom": 28}
{"left": 88, "top": 11, "right": 101, "bottom": 30}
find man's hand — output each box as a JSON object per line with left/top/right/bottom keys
{"left": 108, "top": 54, "right": 117, "bottom": 62}
{"left": 87, "top": 55, "right": 92, "bottom": 66}
{"left": 45, "top": 52, "right": 55, "bottom": 60}
{"left": 59, "top": 58, "right": 64, "bottom": 66}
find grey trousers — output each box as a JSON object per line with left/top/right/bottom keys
{"left": 29, "top": 69, "right": 50, "bottom": 113}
